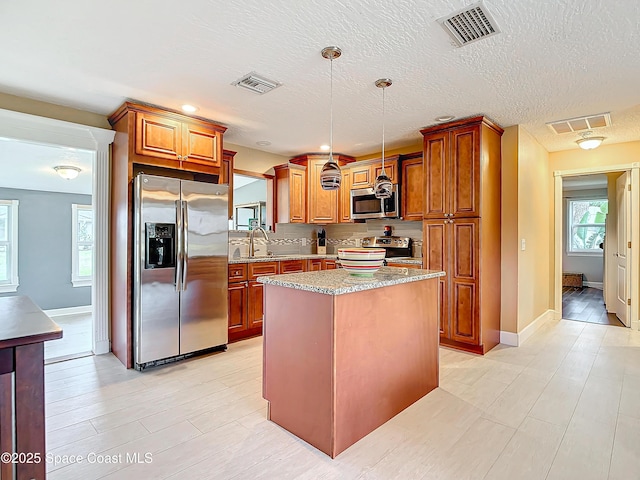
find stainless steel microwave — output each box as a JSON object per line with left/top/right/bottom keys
{"left": 350, "top": 185, "right": 400, "bottom": 220}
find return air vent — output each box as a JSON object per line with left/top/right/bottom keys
{"left": 232, "top": 72, "right": 282, "bottom": 95}
{"left": 547, "top": 113, "right": 611, "bottom": 134}
{"left": 437, "top": 1, "right": 501, "bottom": 47}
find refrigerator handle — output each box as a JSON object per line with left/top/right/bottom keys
{"left": 175, "top": 199, "right": 183, "bottom": 292}
{"left": 182, "top": 200, "right": 188, "bottom": 291}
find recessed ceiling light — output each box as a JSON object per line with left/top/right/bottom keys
{"left": 181, "top": 104, "right": 197, "bottom": 113}
{"left": 256, "top": 141, "right": 271, "bottom": 146}
{"left": 319, "top": 144, "right": 330, "bottom": 151}
{"left": 435, "top": 115, "right": 455, "bottom": 122}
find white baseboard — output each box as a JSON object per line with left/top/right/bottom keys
{"left": 500, "top": 309, "right": 556, "bottom": 347}
{"left": 583, "top": 281, "right": 603, "bottom": 290}
{"left": 94, "top": 339, "right": 110, "bottom": 355}
{"left": 44, "top": 305, "right": 92, "bottom": 317}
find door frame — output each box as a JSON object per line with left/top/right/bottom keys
{"left": 0, "top": 108, "right": 115, "bottom": 353}
{"left": 553, "top": 162, "right": 640, "bottom": 330}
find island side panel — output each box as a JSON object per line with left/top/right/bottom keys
{"left": 262, "top": 284, "right": 334, "bottom": 456}
{"left": 333, "top": 278, "right": 440, "bottom": 457}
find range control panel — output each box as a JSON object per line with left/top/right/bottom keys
{"left": 361, "top": 236, "right": 411, "bottom": 249}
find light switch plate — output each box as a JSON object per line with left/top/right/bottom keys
{"left": 521, "top": 239, "right": 526, "bottom": 251}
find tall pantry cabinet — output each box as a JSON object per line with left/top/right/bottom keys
{"left": 421, "top": 116, "right": 503, "bottom": 354}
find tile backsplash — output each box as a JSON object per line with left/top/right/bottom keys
{"left": 229, "top": 219, "right": 423, "bottom": 258}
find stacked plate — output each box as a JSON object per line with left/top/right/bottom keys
{"left": 337, "top": 248, "right": 386, "bottom": 276}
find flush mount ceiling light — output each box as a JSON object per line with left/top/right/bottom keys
{"left": 435, "top": 115, "right": 455, "bottom": 122}
{"left": 576, "top": 132, "right": 605, "bottom": 150}
{"left": 319, "top": 144, "right": 330, "bottom": 151}
{"left": 181, "top": 104, "right": 198, "bottom": 113}
{"left": 319, "top": 46, "right": 342, "bottom": 191}
{"left": 256, "top": 140, "right": 271, "bottom": 146}
{"left": 374, "top": 78, "right": 393, "bottom": 199}
{"left": 54, "top": 165, "right": 81, "bottom": 180}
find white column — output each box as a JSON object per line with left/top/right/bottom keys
{"left": 92, "top": 142, "right": 112, "bottom": 354}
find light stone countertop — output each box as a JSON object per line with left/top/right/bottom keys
{"left": 228, "top": 255, "right": 423, "bottom": 265}
{"left": 257, "top": 266, "right": 445, "bottom": 295}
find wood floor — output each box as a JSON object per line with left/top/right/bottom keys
{"left": 45, "top": 313, "right": 93, "bottom": 361}
{"left": 44, "top": 319, "right": 640, "bottom": 480}
{"left": 562, "top": 287, "right": 625, "bottom": 327}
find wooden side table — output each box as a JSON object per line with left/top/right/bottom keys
{"left": 0, "top": 296, "right": 62, "bottom": 480}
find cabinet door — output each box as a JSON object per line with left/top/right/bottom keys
{"left": 307, "top": 160, "right": 338, "bottom": 223}
{"left": 289, "top": 168, "right": 307, "bottom": 223}
{"left": 182, "top": 123, "right": 222, "bottom": 167}
{"left": 402, "top": 157, "right": 424, "bottom": 221}
{"left": 423, "top": 131, "right": 448, "bottom": 219}
{"left": 228, "top": 282, "right": 248, "bottom": 335}
{"left": 308, "top": 259, "right": 323, "bottom": 271}
{"left": 449, "top": 218, "right": 480, "bottom": 345}
{"left": 450, "top": 125, "right": 480, "bottom": 218}
{"left": 280, "top": 259, "right": 306, "bottom": 273}
{"left": 135, "top": 112, "right": 181, "bottom": 162}
{"left": 248, "top": 280, "right": 264, "bottom": 329}
{"left": 323, "top": 259, "right": 337, "bottom": 270}
{"left": 373, "top": 159, "right": 398, "bottom": 184}
{"left": 339, "top": 169, "right": 352, "bottom": 223}
{"left": 351, "top": 164, "right": 373, "bottom": 188}
{"left": 423, "top": 220, "right": 449, "bottom": 338}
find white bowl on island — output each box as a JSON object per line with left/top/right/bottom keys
{"left": 337, "top": 248, "right": 386, "bottom": 276}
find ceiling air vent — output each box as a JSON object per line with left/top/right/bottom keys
{"left": 232, "top": 72, "right": 282, "bottom": 95}
{"left": 547, "top": 113, "right": 611, "bottom": 134}
{"left": 437, "top": 1, "right": 501, "bottom": 47}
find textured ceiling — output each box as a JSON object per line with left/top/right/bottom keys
{"left": 0, "top": 0, "right": 639, "bottom": 157}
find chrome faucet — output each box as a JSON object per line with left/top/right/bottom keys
{"left": 249, "top": 227, "right": 269, "bottom": 257}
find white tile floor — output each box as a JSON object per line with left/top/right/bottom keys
{"left": 44, "top": 318, "right": 640, "bottom": 480}
{"left": 45, "top": 313, "right": 92, "bottom": 361}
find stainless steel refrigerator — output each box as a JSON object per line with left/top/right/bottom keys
{"left": 133, "top": 174, "right": 229, "bottom": 370}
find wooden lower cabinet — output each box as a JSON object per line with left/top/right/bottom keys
{"left": 323, "top": 259, "right": 338, "bottom": 269}
{"left": 307, "top": 259, "right": 323, "bottom": 271}
{"left": 423, "top": 218, "right": 499, "bottom": 353}
{"left": 386, "top": 262, "right": 422, "bottom": 269}
{"left": 228, "top": 261, "right": 279, "bottom": 342}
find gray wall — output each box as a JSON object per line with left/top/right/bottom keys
{"left": 562, "top": 187, "right": 607, "bottom": 284}
{"left": 234, "top": 179, "right": 267, "bottom": 206}
{"left": 0, "top": 187, "right": 91, "bottom": 309}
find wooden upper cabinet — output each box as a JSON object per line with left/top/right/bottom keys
{"left": 421, "top": 117, "right": 501, "bottom": 220}
{"left": 136, "top": 112, "right": 182, "bottom": 162}
{"left": 401, "top": 155, "right": 424, "bottom": 221}
{"left": 275, "top": 163, "right": 306, "bottom": 223}
{"left": 110, "top": 102, "right": 226, "bottom": 175}
{"left": 288, "top": 153, "right": 354, "bottom": 225}
{"left": 373, "top": 158, "right": 398, "bottom": 184}
{"left": 422, "top": 131, "right": 448, "bottom": 218}
{"left": 339, "top": 168, "right": 352, "bottom": 223}
{"left": 351, "top": 163, "right": 373, "bottom": 188}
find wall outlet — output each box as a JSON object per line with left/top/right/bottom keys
{"left": 521, "top": 238, "right": 526, "bottom": 251}
{"left": 301, "top": 238, "right": 307, "bottom": 246}
{"left": 355, "top": 238, "right": 362, "bottom": 247}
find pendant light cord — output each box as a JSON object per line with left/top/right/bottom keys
{"left": 329, "top": 55, "right": 334, "bottom": 162}
{"left": 381, "top": 85, "right": 386, "bottom": 174}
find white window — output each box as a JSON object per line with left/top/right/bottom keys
{"left": 567, "top": 198, "right": 607, "bottom": 254}
{"left": 0, "top": 200, "right": 19, "bottom": 293}
{"left": 72, "top": 204, "right": 93, "bottom": 287}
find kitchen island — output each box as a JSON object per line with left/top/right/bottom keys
{"left": 258, "top": 266, "right": 445, "bottom": 458}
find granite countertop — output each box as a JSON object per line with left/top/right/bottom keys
{"left": 229, "top": 255, "right": 423, "bottom": 265}
{"left": 257, "top": 266, "right": 445, "bottom": 295}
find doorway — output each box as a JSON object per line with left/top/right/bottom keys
{"left": 0, "top": 108, "right": 114, "bottom": 356}
{"left": 554, "top": 163, "right": 639, "bottom": 331}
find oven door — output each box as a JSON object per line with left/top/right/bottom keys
{"left": 350, "top": 186, "right": 399, "bottom": 219}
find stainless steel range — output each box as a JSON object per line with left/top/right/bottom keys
{"left": 360, "top": 236, "right": 412, "bottom": 259}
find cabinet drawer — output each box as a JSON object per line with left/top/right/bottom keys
{"left": 228, "top": 263, "right": 248, "bottom": 282}
{"left": 248, "top": 261, "right": 279, "bottom": 280}
{"left": 280, "top": 259, "right": 306, "bottom": 273}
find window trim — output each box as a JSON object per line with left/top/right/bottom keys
{"left": 0, "top": 199, "right": 19, "bottom": 293}
{"left": 72, "top": 203, "right": 93, "bottom": 288}
{"left": 566, "top": 198, "right": 607, "bottom": 256}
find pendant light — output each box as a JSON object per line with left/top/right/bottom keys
{"left": 374, "top": 78, "right": 393, "bottom": 199}
{"left": 319, "top": 46, "right": 342, "bottom": 191}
